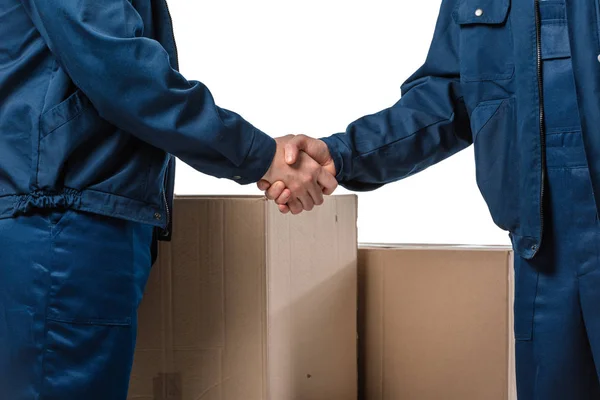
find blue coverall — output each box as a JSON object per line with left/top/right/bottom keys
{"left": 513, "top": 1, "right": 600, "bottom": 397}
{"left": 318, "top": 0, "right": 600, "bottom": 396}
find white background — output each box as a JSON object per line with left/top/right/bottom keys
{"left": 167, "top": 0, "right": 510, "bottom": 246}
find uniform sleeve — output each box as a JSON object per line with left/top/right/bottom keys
{"left": 321, "top": 0, "right": 472, "bottom": 191}
{"left": 19, "top": 0, "right": 275, "bottom": 184}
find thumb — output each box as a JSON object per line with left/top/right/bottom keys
{"left": 284, "top": 136, "right": 306, "bottom": 165}
{"left": 298, "top": 135, "right": 331, "bottom": 166}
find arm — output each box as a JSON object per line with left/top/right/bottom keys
{"left": 20, "top": 0, "right": 274, "bottom": 184}
{"left": 321, "top": 0, "right": 472, "bottom": 191}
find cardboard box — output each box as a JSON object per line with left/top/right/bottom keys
{"left": 358, "top": 245, "right": 516, "bottom": 400}
{"left": 127, "top": 195, "right": 357, "bottom": 400}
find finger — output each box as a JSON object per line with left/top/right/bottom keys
{"left": 292, "top": 152, "right": 323, "bottom": 208}
{"left": 307, "top": 180, "right": 324, "bottom": 206}
{"left": 257, "top": 179, "right": 271, "bottom": 191}
{"left": 318, "top": 168, "right": 338, "bottom": 196}
{"left": 323, "top": 160, "right": 337, "bottom": 177}
{"left": 265, "top": 181, "right": 286, "bottom": 201}
{"left": 274, "top": 188, "right": 292, "bottom": 205}
{"left": 278, "top": 204, "right": 290, "bottom": 214}
{"left": 297, "top": 193, "right": 314, "bottom": 212}
{"left": 293, "top": 135, "right": 331, "bottom": 166}
{"left": 287, "top": 199, "right": 303, "bottom": 215}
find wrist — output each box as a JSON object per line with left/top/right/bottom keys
{"left": 319, "top": 136, "right": 345, "bottom": 181}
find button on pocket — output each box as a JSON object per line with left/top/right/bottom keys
{"left": 453, "top": 0, "right": 514, "bottom": 82}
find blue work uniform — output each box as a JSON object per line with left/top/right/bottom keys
{"left": 5, "top": 0, "right": 600, "bottom": 397}
{"left": 321, "top": 0, "right": 600, "bottom": 397}
{"left": 0, "top": 0, "right": 276, "bottom": 399}
{"left": 0, "top": 211, "right": 153, "bottom": 399}
{"left": 513, "top": 1, "right": 600, "bottom": 398}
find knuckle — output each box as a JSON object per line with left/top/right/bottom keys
{"left": 302, "top": 174, "right": 314, "bottom": 184}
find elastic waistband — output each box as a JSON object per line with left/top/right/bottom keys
{"left": 0, "top": 189, "right": 167, "bottom": 228}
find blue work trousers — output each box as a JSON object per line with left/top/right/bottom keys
{"left": 0, "top": 210, "right": 153, "bottom": 399}
{"left": 515, "top": 1, "right": 600, "bottom": 398}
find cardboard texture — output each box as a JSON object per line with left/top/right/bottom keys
{"left": 358, "top": 245, "right": 516, "bottom": 400}
{"left": 128, "top": 195, "right": 358, "bottom": 400}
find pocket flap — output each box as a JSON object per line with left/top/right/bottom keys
{"left": 40, "top": 89, "right": 89, "bottom": 137}
{"left": 453, "top": 0, "right": 510, "bottom": 25}
{"left": 541, "top": 22, "right": 570, "bottom": 60}
{"left": 471, "top": 99, "right": 505, "bottom": 141}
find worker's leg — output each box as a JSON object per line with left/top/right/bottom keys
{"left": 514, "top": 2, "right": 600, "bottom": 397}
{"left": 576, "top": 244, "right": 600, "bottom": 387}
{"left": 0, "top": 210, "right": 153, "bottom": 399}
{"left": 514, "top": 143, "right": 600, "bottom": 399}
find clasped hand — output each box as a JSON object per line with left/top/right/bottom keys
{"left": 259, "top": 135, "right": 337, "bottom": 215}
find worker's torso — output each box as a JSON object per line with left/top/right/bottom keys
{"left": 0, "top": 0, "right": 176, "bottom": 236}
{"left": 454, "top": 0, "right": 600, "bottom": 258}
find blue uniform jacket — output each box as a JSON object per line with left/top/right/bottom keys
{"left": 323, "top": 0, "right": 600, "bottom": 259}
{"left": 0, "top": 0, "right": 277, "bottom": 242}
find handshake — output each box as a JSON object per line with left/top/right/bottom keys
{"left": 258, "top": 134, "right": 337, "bottom": 215}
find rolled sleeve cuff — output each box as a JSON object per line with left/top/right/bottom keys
{"left": 230, "top": 129, "right": 276, "bottom": 185}
{"left": 321, "top": 134, "right": 352, "bottom": 183}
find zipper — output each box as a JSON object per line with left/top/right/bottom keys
{"left": 534, "top": 0, "right": 545, "bottom": 254}
{"left": 161, "top": 190, "right": 170, "bottom": 236}
{"left": 160, "top": 0, "right": 178, "bottom": 238}
{"left": 161, "top": 157, "right": 172, "bottom": 237}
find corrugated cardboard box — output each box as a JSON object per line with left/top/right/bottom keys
{"left": 358, "top": 245, "right": 516, "bottom": 400}
{"left": 128, "top": 196, "right": 358, "bottom": 400}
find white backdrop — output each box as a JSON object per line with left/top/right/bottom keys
{"left": 167, "top": 0, "right": 510, "bottom": 246}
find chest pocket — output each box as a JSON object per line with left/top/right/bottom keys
{"left": 453, "top": 0, "right": 514, "bottom": 82}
